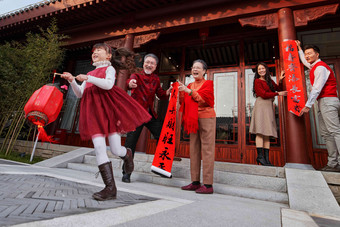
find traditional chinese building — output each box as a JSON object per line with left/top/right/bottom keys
{"left": 1, "top": 0, "right": 340, "bottom": 169}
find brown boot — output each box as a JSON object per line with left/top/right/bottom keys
{"left": 93, "top": 162, "right": 117, "bottom": 201}
{"left": 120, "top": 148, "right": 134, "bottom": 174}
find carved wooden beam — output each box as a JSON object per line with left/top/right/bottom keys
{"left": 104, "top": 38, "right": 125, "bottom": 49}
{"left": 294, "top": 4, "right": 339, "bottom": 27}
{"left": 239, "top": 13, "right": 278, "bottom": 29}
{"left": 105, "top": 32, "right": 160, "bottom": 49}
{"left": 133, "top": 32, "right": 160, "bottom": 48}
{"left": 239, "top": 4, "right": 339, "bottom": 30}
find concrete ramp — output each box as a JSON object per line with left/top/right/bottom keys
{"left": 34, "top": 147, "right": 94, "bottom": 168}
{"left": 286, "top": 168, "right": 340, "bottom": 218}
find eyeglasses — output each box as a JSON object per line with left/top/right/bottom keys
{"left": 144, "top": 61, "right": 157, "bottom": 66}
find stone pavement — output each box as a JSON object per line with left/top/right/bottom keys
{"left": 0, "top": 159, "right": 340, "bottom": 227}
{"left": 0, "top": 174, "right": 156, "bottom": 226}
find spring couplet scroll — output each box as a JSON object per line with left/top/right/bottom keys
{"left": 282, "top": 40, "right": 306, "bottom": 116}
{"left": 151, "top": 82, "right": 178, "bottom": 178}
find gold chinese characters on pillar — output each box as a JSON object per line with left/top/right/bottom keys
{"left": 282, "top": 40, "right": 306, "bottom": 116}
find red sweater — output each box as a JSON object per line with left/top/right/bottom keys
{"left": 254, "top": 79, "right": 283, "bottom": 99}
{"left": 310, "top": 61, "right": 337, "bottom": 100}
{"left": 127, "top": 71, "right": 168, "bottom": 118}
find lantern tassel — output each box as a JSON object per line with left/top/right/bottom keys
{"left": 37, "top": 125, "right": 58, "bottom": 143}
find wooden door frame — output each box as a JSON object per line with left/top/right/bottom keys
{"left": 208, "top": 66, "right": 242, "bottom": 162}
{"left": 324, "top": 59, "right": 340, "bottom": 95}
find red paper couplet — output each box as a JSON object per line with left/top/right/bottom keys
{"left": 151, "top": 82, "right": 178, "bottom": 178}
{"left": 282, "top": 40, "right": 306, "bottom": 116}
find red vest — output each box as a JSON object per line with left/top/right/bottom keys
{"left": 310, "top": 61, "right": 337, "bottom": 99}
{"left": 86, "top": 66, "right": 108, "bottom": 89}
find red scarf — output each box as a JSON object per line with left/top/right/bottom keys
{"left": 180, "top": 80, "right": 214, "bottom": 134}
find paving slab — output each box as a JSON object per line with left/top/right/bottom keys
{"left": 0, "top": 164, "right": 285, "bottom": 227}
{"left": 311, "top": 215, "right": 340, "bottom": 227}
{"left": 0, "top": 174, "right": 156, "bottom": 226}
{"left": 2, "top": 159, "right": 339, "bottom": 227}
{"left": 281, "top": 208, "right": 318, "bottom": 227}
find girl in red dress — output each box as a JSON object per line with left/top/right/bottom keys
{"left": 62, "top": 43, "right": 151, "bottom": 200}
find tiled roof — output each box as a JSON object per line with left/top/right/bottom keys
{"left": 0, "top": 0, "right": 97, "bottom": 29}
{"left": 1, "top": 0, "right": 62, "bottom": 19}
{"left": 0, "top": 0, "right": 183, "bottom": 37}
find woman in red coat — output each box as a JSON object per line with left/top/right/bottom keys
{"left": 178, "top": 59, "right": 216, "bottom": 194}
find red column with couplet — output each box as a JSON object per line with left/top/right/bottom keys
{"left": 277, "top": 8, "right": 311, "bottom": 165}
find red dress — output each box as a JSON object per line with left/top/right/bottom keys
{"left": 78, "top": 66, "right": 151, "bottom": 140}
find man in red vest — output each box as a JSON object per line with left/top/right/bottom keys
{"left": 296, "top": 41, "right": 340, "bottom": 172}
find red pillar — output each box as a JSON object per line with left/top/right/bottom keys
{"left": 124, "top": 34, "right": 135, "bottom": 50}
{"left": 115, "top": 34, "right": 135, "bottom": 90}
{"left": 118, "top": 34, "right": 147, "bottom": 152}
{"left": 278, "top": 8, "right": 311, "bottom": 165}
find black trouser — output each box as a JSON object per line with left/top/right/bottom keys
{"left": 123, "top": 113, "right": 162, "bottom": 174}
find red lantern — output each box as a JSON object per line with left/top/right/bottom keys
{"left": 24, "top": 85, "right": 63, "bottom": 142}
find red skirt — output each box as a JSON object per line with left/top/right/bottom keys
{"left": 79, "top": 85, "right": 151, "bottom": 140}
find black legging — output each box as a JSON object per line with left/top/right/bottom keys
{"left": 122, "top": 113, "right": 162, "bottom": 174}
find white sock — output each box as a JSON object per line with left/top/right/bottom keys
{"left": 92, "top": 136, "right": 109, "bottom": 165}
{"left": 108, "top": 133, "right": 127, "bottom": 157}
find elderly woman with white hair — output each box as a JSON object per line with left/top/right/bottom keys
{"left": 179, "top": 59, "right": 216, "bottom": 194}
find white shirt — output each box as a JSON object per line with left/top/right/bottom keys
{"left": 69, "top": 61, "right": 116, "bottom": 98}
{"left": 298, "top": 50, "right": 330, "bottom": 108}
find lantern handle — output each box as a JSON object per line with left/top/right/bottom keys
{"left": 53, "top": 73, "right": 63, "bottom": 84}
{"left": 30, "top": 130, "right": 40, "bottom": 162}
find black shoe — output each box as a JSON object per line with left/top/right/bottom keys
{"left": 122, "top": 173, "right": 131, "bottom": 183}
{"left": 120, "top": 148, "right": 134, "bottom": 174}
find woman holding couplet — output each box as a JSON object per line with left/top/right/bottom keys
{"left": 178, "top": 59, "right": 216, "bottom": 194}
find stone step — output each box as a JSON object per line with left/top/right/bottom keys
{"left": 86, "top": 152, "right": 286, "bottom": 178}
{"left": 67, "top": 162, "right": 288, "bottom": 204}
{"left": 82, "top": 154, "right": 287, "bottom": 192}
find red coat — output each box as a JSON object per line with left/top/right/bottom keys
{"left": 254, "top": 79, "right": 283, "bottom": 99}
{"left": 127, "top": 71, "right": 168, "bottom": 118}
